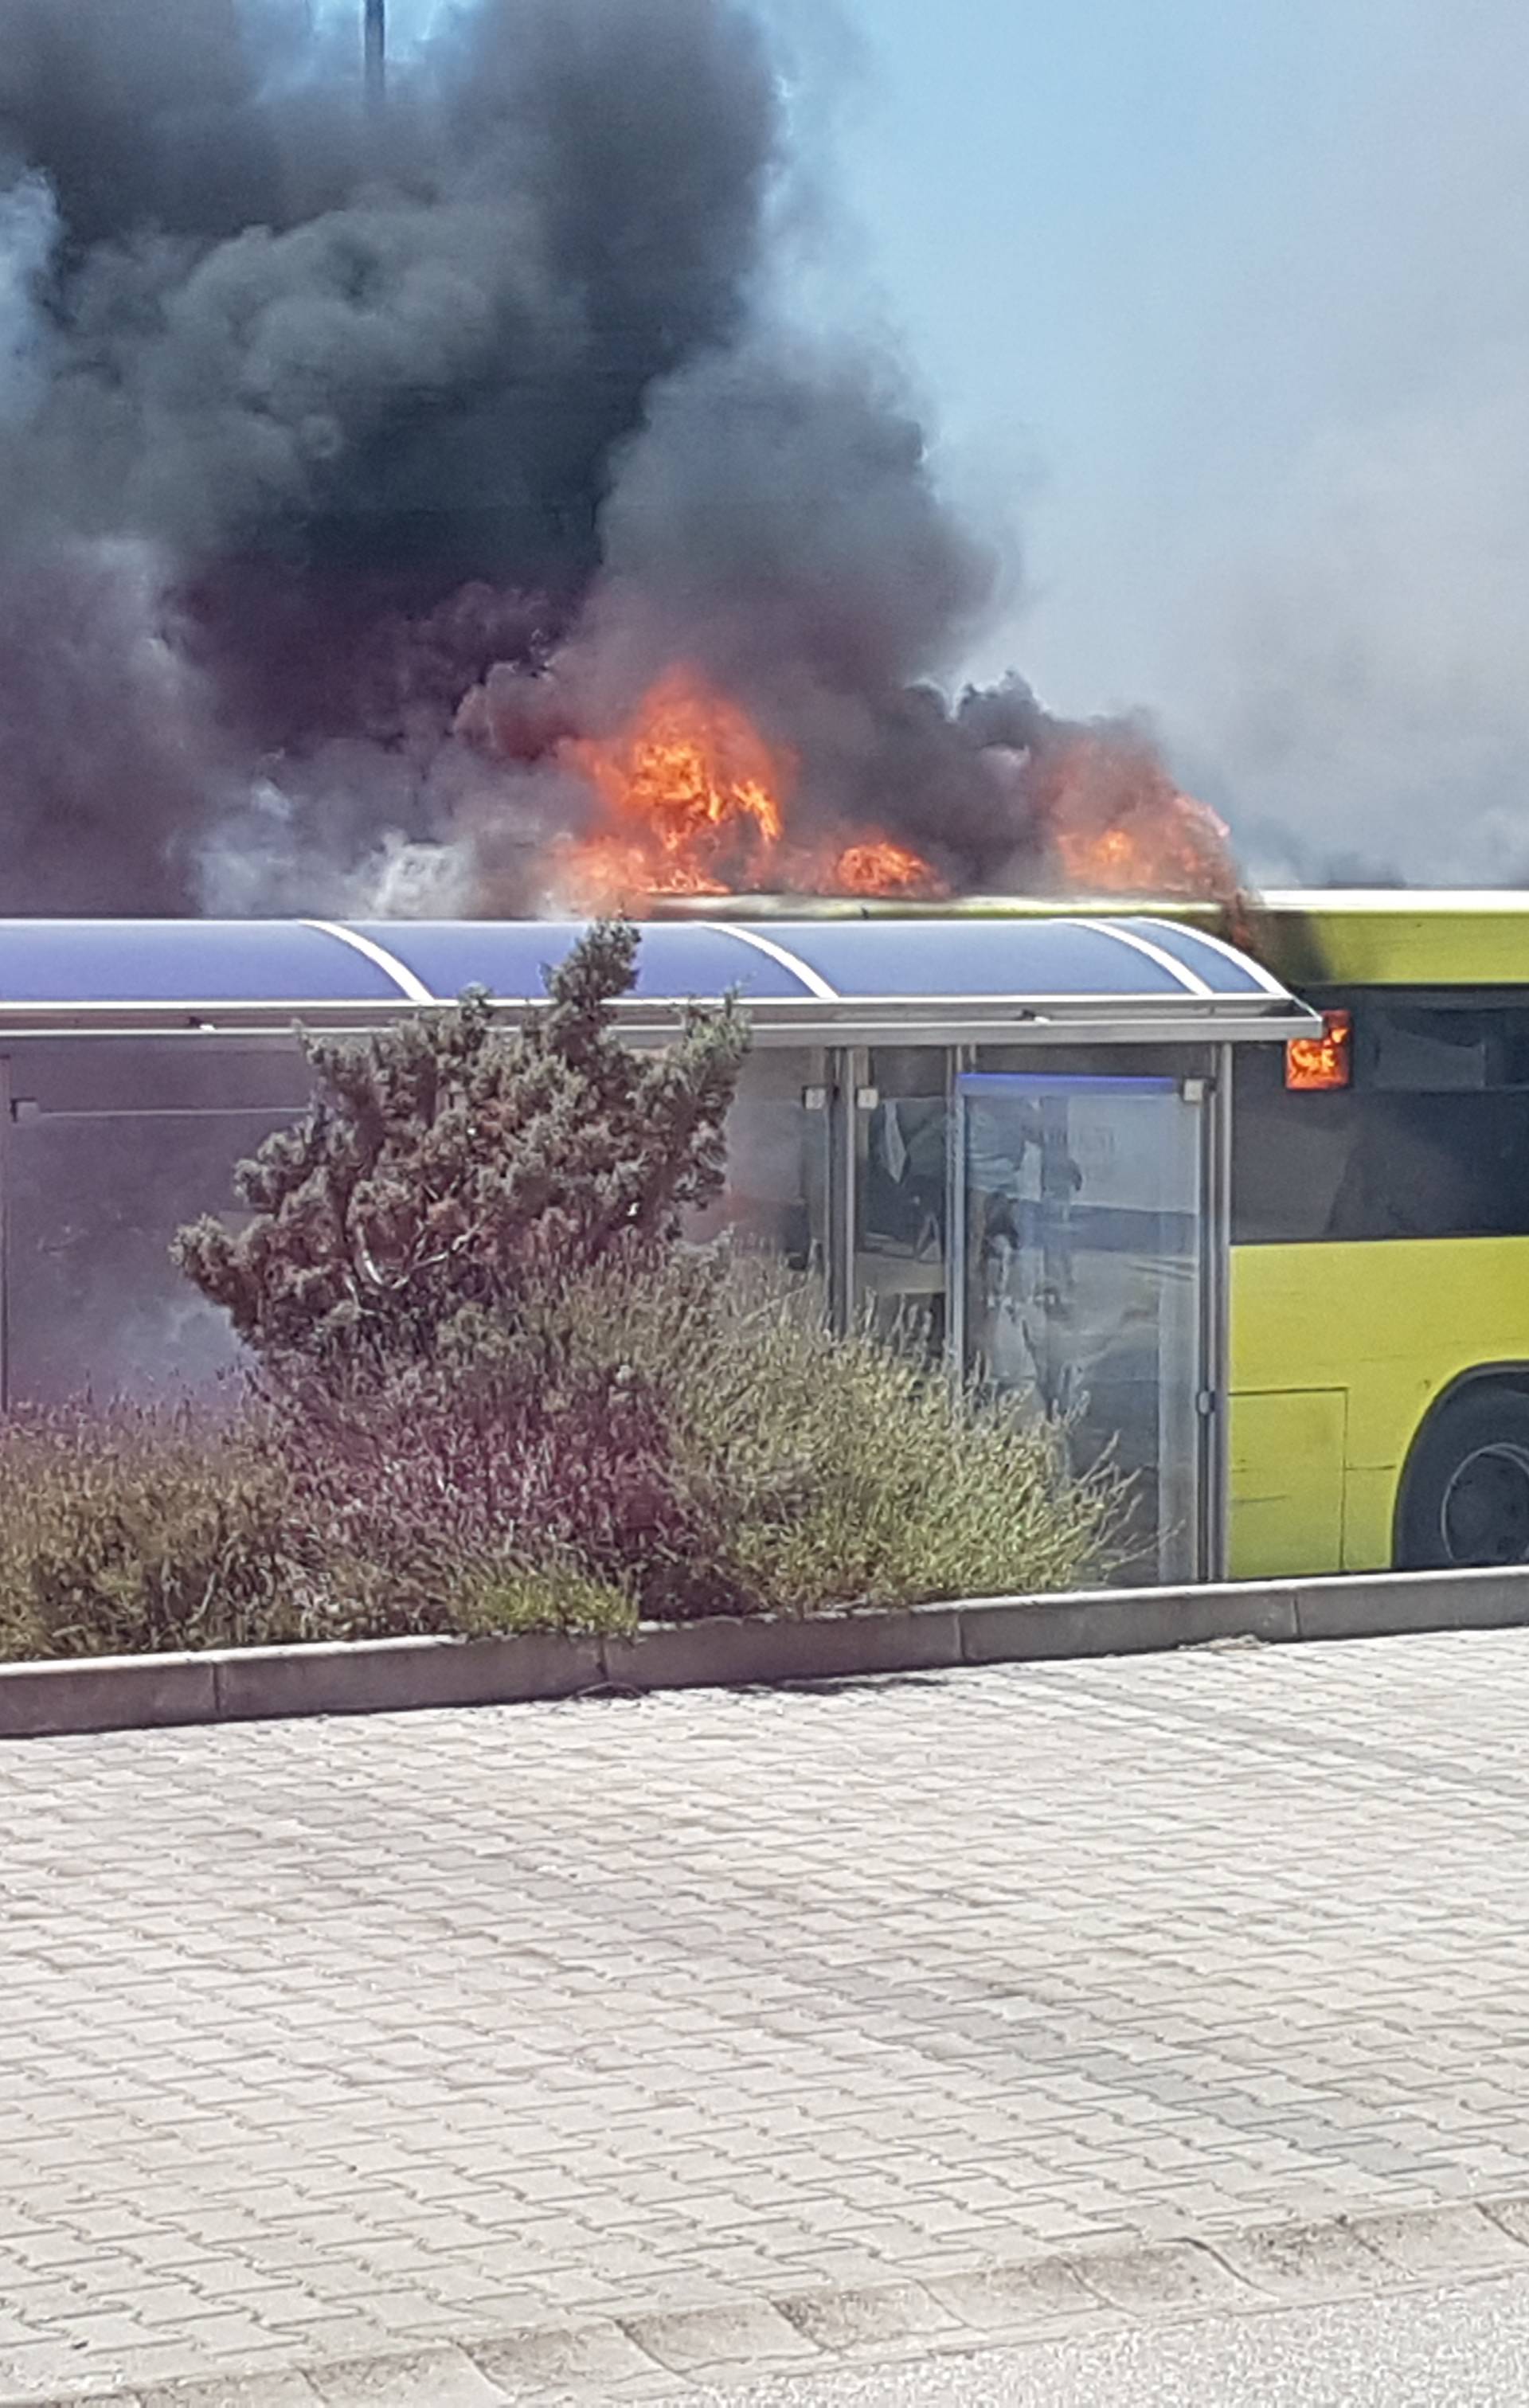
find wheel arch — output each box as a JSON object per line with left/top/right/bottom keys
{"left": 1393, "top": 1362, "right": 1529, "bottom": 1565}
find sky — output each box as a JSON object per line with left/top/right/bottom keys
{"left": 358, "top": 0, "right": 1529, "bottom": 882}
{"left": 812, "top": 0, "right": 1529, "bottom": 881}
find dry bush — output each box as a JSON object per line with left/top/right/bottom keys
{"left": 555, "top": 1249, "right": 1121, "bottom": 1617}
{"left": 0, "top": 1252, "right": 1114, "bottom": 1659}
{"left": 0, "top": 1406, "right": 302, "bottom": 1659}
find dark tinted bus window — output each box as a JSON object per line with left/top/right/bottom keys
{"left": 1234, "top": 991, "right": 1529, "bottom": 1243}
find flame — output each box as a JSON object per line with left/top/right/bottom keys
{"left": 514, "top": 661, "right": 1238, "bottom": 913}
{"left": 1038, "top": 733, "right": 1238, "bottom": 907}
{"left": 827, "top": 840, "right": 948, "bottom": 898}
{"left": 551, "top": 663, "right": 945, "bottom": 908}
{"left": 553, "top": 666, "right": 790, "bottom": 905}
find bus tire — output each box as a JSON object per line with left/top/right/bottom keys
{"left": 1396, "top": 1385, "right": 1529, "bottom": 1570}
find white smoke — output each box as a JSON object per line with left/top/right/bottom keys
{"left": 1169, "top": 359, "right": 1529, "bottom": 885}
{"left": 1102, "top": 0, "right": 1529, "bottom": 886}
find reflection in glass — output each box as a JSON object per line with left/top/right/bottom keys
{"left": 6, "top": 1041, "right": 310, "bottom": 1408}
{"left": 688, "top": 1049, "right": 828, "bottom": 1291}
{"left": 959, "top": 1072, "right": 1203, "bottom": 1582}
{"left": 853, "top": 1050, "right": 948, "bottom": 1362}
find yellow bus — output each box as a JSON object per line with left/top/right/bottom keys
{"left": 1228, "top": 891, "right": 1529, "bottom": 1578}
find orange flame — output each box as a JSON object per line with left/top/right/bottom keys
{"left": 827, "top": 840, "right": 948, "bottom": 898}
{"left": 532, "top": 663, "right": 1235, "bottom": 913}
{"left": 553, "top": 666, "right": 788, "bottom": 905}
{"left": 1038, "top": 733, "right": 1238, "bottom": 907}
{"left": 551, "top": 664, "right": 945, "bottom": 907}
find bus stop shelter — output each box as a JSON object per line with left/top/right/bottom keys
{"left": 0, "top": 915, "right": 1315, "bottom": 1585}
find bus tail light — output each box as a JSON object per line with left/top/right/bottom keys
{"left": 1285, "top": 1010, "right": 1352, "bottom": 1092}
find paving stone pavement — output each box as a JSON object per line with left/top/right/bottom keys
{"left": 2, "top": 1629, "right": 1529, "bottom": 2402}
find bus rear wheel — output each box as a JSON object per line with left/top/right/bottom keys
{"left": 1397, "top": 1388, "right": 1529, "bottom": 1569}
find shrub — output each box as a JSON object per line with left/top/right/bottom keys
{"left": 544, "top": 1248, "right": 1120, "bottom": 1615}
{"left": 0, "top": 1245, "right": 1116, "bottom": 1661}
{"left": 0, "top": 1401, "right": 645, "bottom": 1660}
{"left": 174, "top": 920, "right": 747, "bottom": 1381}
{"left": 269, "top": 1327, "right": 698, "bottom": 1629}
{"left": 0, "top": 1406, "right": 303, "bottom": 1660}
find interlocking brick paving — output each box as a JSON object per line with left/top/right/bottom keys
{"left": 1, "top": 1630, "right": 1527, "bottom": 2398}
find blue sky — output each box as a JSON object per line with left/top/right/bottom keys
{"left": 823, "top": 0, "right": 1359, "bottom": 690}
{"left": 373, "top": 0, "right": 1529, "bottom": 877}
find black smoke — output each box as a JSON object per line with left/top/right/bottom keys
{"left": 0, "top": 0, "right": 1219, "bottom": 914}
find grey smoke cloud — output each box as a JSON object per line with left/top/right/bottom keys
{"left": 1169, "top": 365, "right": 1529, "bottom": 888}
{"left": 0, "top": 0, "right": 1195, "bottom": 915}
{"left": 0, "top": 0, "right": 778, "bottom": 565}
{"left": 0, "top": 537, "right": 225, "bottom": 913}
{"left": 0, "top": 0, "right": 786, "bottom": 907}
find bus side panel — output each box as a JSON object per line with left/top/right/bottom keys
{"left": 1229, "top": 1389, "right": 1347, "bottom": 1578}
{"left": 1231, "top": 1237, "right": 1529, "bottom": 1573}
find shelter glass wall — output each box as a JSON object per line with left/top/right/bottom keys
{"left": 0, "top": 1025, "right": 1224, "bottom": 1583}
{"left": 853, "top": 1049, "right": 952, "bottom": 1362}
{"left": 6, "top": 1041, "right": 307, "bottom": 1407}
{"left": 687, "top": 1048, "right": 829, "bottom": 1291}
{"left": 957, "top": 1064, "right": 1206, "bottom": 1584}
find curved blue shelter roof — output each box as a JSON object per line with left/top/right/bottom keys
{"left": 0, "top": 921, "right": 403, "bottom": 1007}
{"left": 0, "top": 915, "right": 1292, "bottom": 1011}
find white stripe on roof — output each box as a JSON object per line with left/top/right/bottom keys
{"left": 1070, "top": 917, "right": 1210, "bottom": 996}
{"left": 709, "top": 923, "right": 839, "bottom": 1001}
{"left": 305, "top": 921, "right": 435, "bottom": 1004}
{"left": 1141, "top": 916, "right": 1287, "bottom": 997}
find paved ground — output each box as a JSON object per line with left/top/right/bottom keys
{"left": 3, "top": 1629, "right": 1529, "bottom": 2401}
{"left": 703, "top": 2271, "right": 1529, "bottom": 2407}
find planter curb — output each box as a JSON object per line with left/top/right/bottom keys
{"left": 5, "top": 1562, "right": 1529, "bottom": 1742}
{"left": 600, "top": 1602, "right": 964, "bottom": 1693}
{"left": 212, "top": 1629, "right": 604, "bottom": 1724}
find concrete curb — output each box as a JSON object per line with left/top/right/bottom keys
{"left": 4, "top": 1562, "right": 1529, "bottom": 1741}
{"left": 14, "top": 2195, "right": 1529, "bottom": 2405}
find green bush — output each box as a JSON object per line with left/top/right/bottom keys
{"left": 0, "top": 1405, "right": 645, "bottom": 1661}
{"left": 174, "top": 919, "right": 746, "bottom": 1381}
{"left": 0, "top": 1253, "right": 1116, "bottom": 1660}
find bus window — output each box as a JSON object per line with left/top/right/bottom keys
{"left": 1234, "top": 993, "right": 1529, "bottom": 1243}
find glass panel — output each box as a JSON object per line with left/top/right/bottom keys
{"left": 9, "top": 1110, "right": 301, "bottom": 1405}
{"left": 9, "top": 1040, "right": 835, "bottom": 1402}
{"left": 689, "top": 1049, "right": 829, "bottom": 1293}
{"left": 853, "top": 1048, "right": 950, "bottom": 1362}
{"left": 779, "top": 919, "right": 1192, "bottom": 999}
{"left": 6, "top": 1042, "right": 310, "bottom": 1407}
{"left": 959, "top": 1071, "right": 1204, "bottom": 1583}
